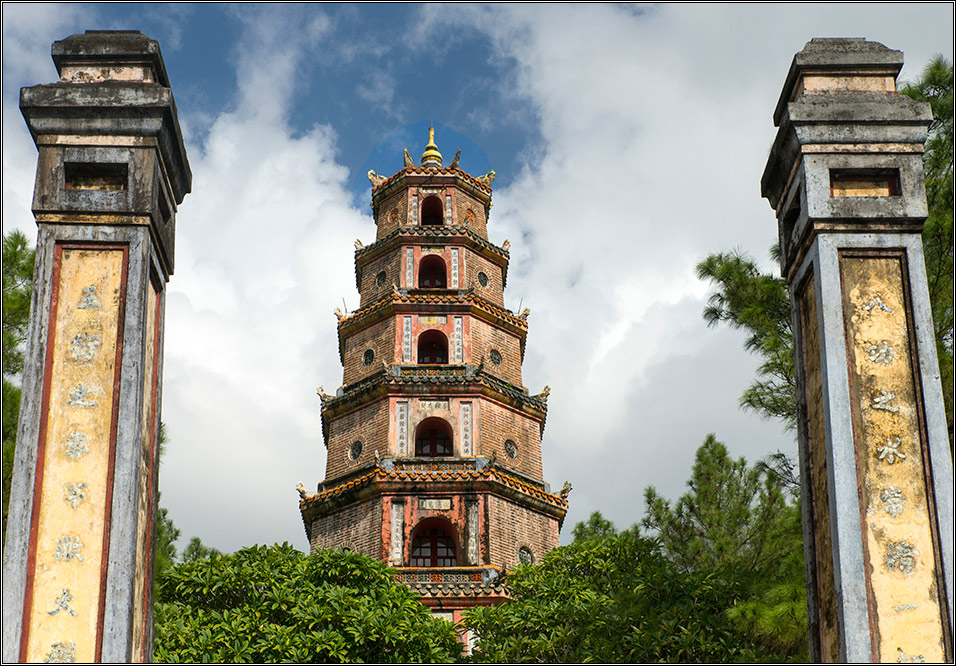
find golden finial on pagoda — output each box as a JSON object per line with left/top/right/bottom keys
{"left": 421, "top": 125, "right": 442, "bottom": 167}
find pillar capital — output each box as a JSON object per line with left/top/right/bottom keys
{"left": 19, "top": 30, "right": 191, "bottom": 277}
{"left": 762, "top": 39, "right": 933, "bottom": 281}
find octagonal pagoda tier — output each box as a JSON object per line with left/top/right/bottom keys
{"left": 298, "top": 128, "right": 568, "bottom": 624}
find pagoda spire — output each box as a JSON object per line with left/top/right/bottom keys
{"left": 421, "top": 125, "right": 442, "bottom": 167}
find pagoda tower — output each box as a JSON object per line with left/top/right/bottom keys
{"left": 298, "top": 129, "right": 568, "bottom": 623}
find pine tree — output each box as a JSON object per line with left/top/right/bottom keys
{"left": 2, "top": 229, "right": 36, "bottom": 534}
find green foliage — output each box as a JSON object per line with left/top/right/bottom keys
{"left": 642, "top": 435, "right": 791, "bottom": 576}
{"left": 2, "top": 229, "right": 35, "bottom": 534}
{"left": 154, "top": 543, "right": 461, "bottom": 663}
{"left": 465, "top": 531, "right": 775, "bottom": 663}
{"left": 695, "top": 249, "right": 796, "bottom": 430}
{"left": 2, "top": 230, "right": 34, "bottom": 378}
{"left": 182, "top": 535, "right": 223, "bottom": 562}
{"left": 642, "top": 435, "right": 807, "bottom": 661}
{"left": 154, "top": 507, "right": 181, "bottom": 578}
{"left": 725, "top": 501, "right": 808, "bottom": 658}
{"left": 571, "top": 510, "right": 618, "bottom": 542}
{"left": 901, "top": 56, "right": 954, "bottom": 435}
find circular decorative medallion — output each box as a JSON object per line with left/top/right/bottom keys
{"left": 518, "top": 546, "right": 534, "bottom": 564}
{"left": 349, "top": 441, "right": 363, "bottom": 460}
{"left": 504, "top": 439, "right": 518, "bottom": 459}
{"left": 477, "top": 271, "right": 488, "bottom": 287}
{"left": 389, "top": 209, "right": 399, "bottom": 223}
{"left": 490, "top": 349, "right": 502, "bottom": 366}
{"left": 363, "top": 349, "right": 375, "bottom": 366}
{"left": 376, "top": 271, "right": 387, "bottom": 286}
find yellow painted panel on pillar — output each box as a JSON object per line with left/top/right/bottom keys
{"left": 841, "top": 254, "right": 946, "bottom": 663}
{"left": 26, "top": 247, "right": 126, "bottom": 663}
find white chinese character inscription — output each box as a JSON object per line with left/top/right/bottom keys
{"left": 47, "top": 589, "right": 78, "bottom": 616}
{"left": 861, "top": 295, "right": 893, "bottom": 313}
{"left": 881, "top": 486, "right": 905, "bottom": 517}
{"left": 402, "top": 316, "right": 412, "bottom": 362}
{"left": 69, "top": 334, "right": 101, "bottom": 362}
{"left": 67, "top": 383, "right": 97, "bottom": 408}
{"left": 63, "top": 483, "right": 88, "bottom": 510}
{"left": 877, "top": 437, "right": 906, "bottom": 464}
{"left": 866, "top": 341, "right": 895, "bottom": 365}
{"left": 55, "top": 535, "right": 84, "bottom": 562}
{"left": 885, "top": 540, "right": 916, "bottom": 575}
{"left": 64, "top": 432, "right": 89, "bottom": 460}
{"left": 871, "top": 390, "right": 899, "bottom": 413}
{"left": 45, "top": 641, "right": 76, "bottom": 663}
{"left": 77, "top": 285, "right": 101, "bottom": 309}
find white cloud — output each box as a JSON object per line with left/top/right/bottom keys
{"left": 160, "top": 7, "right": 368, "bottom": 551}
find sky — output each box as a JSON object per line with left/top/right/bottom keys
{"left": 3, "top": 3, "right": 953, "bottom": 555}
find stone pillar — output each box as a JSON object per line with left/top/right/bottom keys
{"left": 762, "top": 38, "right": 953, "bottom": 662}
{"left": 1, "top": 31, "right": 190, "bottom": 663}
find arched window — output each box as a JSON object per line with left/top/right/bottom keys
{"left": 410, "top": 519, "right": 458, "bottom": 567}
{"left": 415, "top": 417, "right": 453, "bottom": 457}
{"left": 417, "top": 329, "right": 448, "bottom": 364}
{"left": 421, "top": 195, "right": 443, "bottom": 226}
{"left": 418, "top": 255, "right": 446, "bottom": 288}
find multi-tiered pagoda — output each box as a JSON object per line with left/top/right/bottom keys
{"left": 298, "top": 129, "right": 568, "bottom": 625}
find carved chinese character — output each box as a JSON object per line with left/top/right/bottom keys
{"left": 67, "top": 383, "right": 97, "bottom": 408}
{"left": 881, "top": 487, "right": 906, "bottom": 517}
{"left": 44, "top": 641, "right": 76, "bottom": 663}
{"left": 861, "top": 295, "right": 893, "bottom": 313}
{"left": 77, "top": 285, "right": 100, "bottom": 309}
{"left": 47, "top": 589, "right": 78, "bottom": 616}
{"left": 867, "top": 341, "right": 895, "bottom": 365}
{"left": 886, "top": 540, "right": 916, "bottom": 575}
{"left": 877, "top": 437, "right": 906, "bottom": 464}
{"left": 871, "top": 390, "right": 899, "bottom": 413}
{"left": 63, "top": 483, "right": 88, "bottom": 510}
{"left": 64, "top": 432, "right": 89, "bottom": 460}
{"left": 55, "top": 535, "right": 84, "bottom": 562}
{"left": 896, "top": 647, "right": 926, "bottom": 663}
{"left": 68, "top": 334, "right": 101, "bottom": 362}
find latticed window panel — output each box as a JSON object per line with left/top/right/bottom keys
{"left": 410, "top": 528, "right": 458, "bottom": 567}
{"left": 416, "top": 429, "right": 452, "bottom": 456}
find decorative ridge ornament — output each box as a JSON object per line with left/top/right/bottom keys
{"left": 367, "top": 170, "right": 386, "bottom": 187}
{"left": 421, "top": 126, "right": 442, "bottom": 167}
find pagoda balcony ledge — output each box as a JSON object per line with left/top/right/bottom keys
{"left": 392, "top": 363, "right": 470, "bottom": 377}
{"left": 390, "top": 456, "right": 481, "bottom": 473}
{"left": 393, "top": 565, "right": 502, "bottom": 586}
